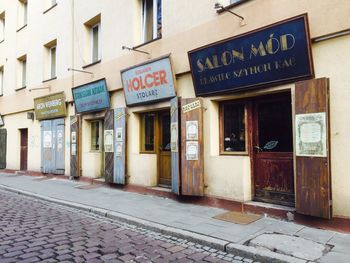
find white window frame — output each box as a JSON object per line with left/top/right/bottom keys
{"left": 141, "top": 0, "right": 161, "bottom": 43}
{"left": 91, "top": 23, "right": 100, "bottom": 63}
{"left": 49, "top": 45, "right": 56, "bottom": 79}
{"left": 0, "top": 67, "right": 4, "bottom": 95}
{"left": 23, "top": 1, "right": 28, "bottom": 25}
{"left": 0, "top": 13, "right": 5, "bottom": 42}
{"left": 21, "top": 59, "right": 27, "bottom": 88}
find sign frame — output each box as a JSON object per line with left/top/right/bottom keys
{"left": 120, "top": 54, "right": 177, "bottom": 107}
{"left": 72, "top": 78, "right": 110, "bottom": 114}
{"left": 188, "top": 14, "right": 314, "bottom": 97}
{"left": 34, "top": 92, "right": 67, "bottom": 120}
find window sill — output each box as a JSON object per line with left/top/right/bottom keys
{"left": 134, "top": 37, "right": 162, "bottom": 49}
{"left": 82, "top": 59, "right": 101, "bottom": 69}
{"left": 16, "top": 24, "right": 27, "bottom": 32}
{"left": 217, "top": 0, "right": 251, "bottom": 14}
{"left": 42, "top": 76, "right": 57, "bottom": 83}
{"left": 219, "top": 151, "right": 249, "bottom": 156}
{"left": 15, "top": 86, "right": 26, "bottom": 92}
{"left": 43, "top": 3, "right": 58, "bottom": 14}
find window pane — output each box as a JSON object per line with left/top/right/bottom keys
{"left": 161, "top": 113, "right": 170, "bottom": 151}
{"left": 23, "top": 2, "right": 27, "bottom": 25}
{"left": 0, "top": 68, "right": 3, "bottom": 95}
{"left": 22, "top": 60, "right": 26, "bottom": 87}
{"left": 142, "top": 0, "right": 154, "bottom": 42}
{"left": 157, "top": 0, "right": 162, "bottom": 38}
{"left": 91, "top": 121, "right": 100, "bottom": 151}
{"left": 222, "top": 103, "right": 246, "bottom": 152}
{"left": 142, "top": 113, "right": 155, "bottom": 151}
{"left": 50, "top": 47, "right": 56, "bottom": 78}
{"left": 92, "top": 25, "right": 99, "bottom": 62}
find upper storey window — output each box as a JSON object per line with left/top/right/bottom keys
{"left": 141, "top": 0, "right": 162, "bottom": 43}
{"left": 18, "top": 0, "right": 28, "bottom": 29}
{"left": 0, "top": 12, "right": 5, "bottom": 42}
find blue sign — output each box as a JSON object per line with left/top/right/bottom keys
{"left": 72, "top": 79, "right": 110, "bottom": 114}
{"left": 188, "top": 14, "right": 314, "bottom": 96}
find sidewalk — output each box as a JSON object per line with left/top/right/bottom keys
{"left": 0, "top": 173, "right": 349, "bottom": 263}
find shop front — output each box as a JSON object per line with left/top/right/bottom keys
{"left": 34, "top": 92, "right": 67, "bottom": 175}
{"left": 188, "top": 14, "right": 332, "bottom": 219}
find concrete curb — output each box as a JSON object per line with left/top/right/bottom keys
{"left": 0, "top": 184, "right": 306, "bottom": 263}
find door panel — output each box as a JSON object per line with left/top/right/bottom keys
{"left": 20, "top": 129, "right": 28, "bottom": 171}
{"left": 114, "top": 107, "right": 126, "bottom": 185}
{"left": 253, "top": 94, "right": 294, "bottom": 206}
{"left": 53, "top": 119, "right": 65, "bottom": 174}
{"left": 170, "top": 97, "right": 181, "bottom": 194}
{"left": 104, "top": 109, "right": 114, "bottom": 183}
{"left": 70, "top": 116, "right": 80, "bottom": 178}
{"left": 159, "top": 111, "right": 171, "bottom": 186}
{"left": 295, "top": 78, "right": 331, "bottom": 219}
{"left": 41, "top": 120, "right": 52, "bottom": 173}
{"left": 0, "top": 129, "right": 7, "bottom": 169}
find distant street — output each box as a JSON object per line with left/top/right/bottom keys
{"left": 0, "top": 190, "right": 254, "bottom": 263}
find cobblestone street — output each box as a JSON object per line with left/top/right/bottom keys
{"left": 0, "top": 190, "right": 257, "bottom": 263}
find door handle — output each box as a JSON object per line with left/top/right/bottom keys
{"left": 254, "top": 145, "right": 263, "bottom": 152}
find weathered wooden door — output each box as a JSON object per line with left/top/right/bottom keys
{"left": 0, "top": 129, "right": 7, "bottom": 169}
{"left": 41, "top": 120, "right": 52, "bottom": 173}
{"left": 104, "top": 109, "right": 114, "bottom": 183}
{"left": 70, "top": 116, "right": 80, "bottom": 178}
{"left": 114, "top": 108, "right": 126, "bottom": 184}
{"left": 295, "top": 78, "right": 331, "bottom": 219}
{"left": 253, "top": 94, "right": 294, "bottom": 206}
{"left": 158, "top": 111, "right": 171, "bottom": 186}
{"left": 20, "top": 129, "right": 28, "bottom": 171}
{"left": 170, "top": 97, "right": 181, "bottom": 194}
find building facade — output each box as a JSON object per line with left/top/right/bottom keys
{"left": 0, "top": 0, "right": 350, "bottom": 223}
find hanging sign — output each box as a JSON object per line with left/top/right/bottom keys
{"left": 34, "top": 92, "right": 66, "bottom": 120}
{"left": 121, "top": 55, "right": 176, "bottom": 106}
{"left": 188, "top": 14, "right": 314, "bottom": 96}
{"left": 72, "top": 79, "right": 110, "bottom": 114}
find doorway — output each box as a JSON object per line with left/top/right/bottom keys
{"left": 20, "top": 128, "right": 28, "bottom": 171}
{"left": 252, "top": 93, "right": 294, "bottom": 207}
{"left": 158, "top": 111, "right": 171, "bottom": 187}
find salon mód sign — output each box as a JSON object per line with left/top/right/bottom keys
{"left": 188, "top": 14, "right": 314, "bottom": 96}
{"left": 121, "top": 56, "right": 176, "bottom": 106}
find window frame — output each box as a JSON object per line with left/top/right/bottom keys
{"left": 91, "top": 23, "right": 100, "bottom": 63}
{"left": 0, "top": 12, "right": 5, "bottom": 42}
{"left": 49, "top": 45, "right": 56, "bottom": 79}
{"left": 140, "top": 0, "right": 162, "bottom": 44}
{"left": 140, "top": 112, "right": 158, "bottom": 154}
{"left": 0, "top": 66, "right": 4, "bottom": 96}
{"left": 90, "top": 120, "right": 102, "bottom": 152}
{"left": 219, "top": 100, "right": 250, "bottom": 156}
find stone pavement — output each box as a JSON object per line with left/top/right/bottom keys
{"left": 0, "top": 189, "right": 253, "bottom": 263}
{"left": 0, "top": 173, "right": 350, "bottom": 263}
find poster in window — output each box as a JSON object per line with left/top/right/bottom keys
{"left": 71, "top": 143, "right": 77, "bottom": 156}
{"left": 170, "top": 122, "right": 178, "bottom": 152}
{"left": 43, "top": 131, "right": 52, "bottom": 148}
{"left": 104, "top": 130, "right": 114, "bottom": 152}
{"left": 71, "top": 132, "right": 77, "bottom": 143}
{"left": 115, "top": 142, "right": 123, "bottom": 157}
{"left": 186, "top": 141, "right": 199, "bottom": 161}
{"left": 116, "top": 128, "right": 123, "bottom": 142}
{"left": 186, "top": 121, "right": 198, "bottom": 140}
{"left": 295, "top": 112, "right": 327, "bottom": 157}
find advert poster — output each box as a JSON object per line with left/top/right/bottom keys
{"left": 186, "top": 121, "right": 198, "bottom": 140}
{"left": 170, "top": 122, "right": 178, "bottom": 152}
{"left": 186, "top": 141, "right": 199, "bottom": 161}
{"left": 43, "top": 131, "right": 52, "bottom": 148}
{"left": 104, "top": 130, "right": 114, "bottom": 152}
{"left": 295, "top": 112, "right": 327, "bottom": 157}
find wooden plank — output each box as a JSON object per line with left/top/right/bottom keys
{"left": 180, "top": 98, "right": 204, "bottom": 196}
{"left": 114, "top": 108, "right": 126, "bottom": 184}
{"left": 104, "top": 109, "right": 114, "bottom": 183}
{"left": 170, "top": 97, "right": 180, "bottom": 194}
{"left": 0, "top": 129, "right": 7, "bottom": 169}
{"left": 70, "top": 116, "right": 80, "bottom": 178}
{"left": 295, "top": 78, "right": 331, "bottom": 219}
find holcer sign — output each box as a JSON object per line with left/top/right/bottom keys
{"left": 72, "top": 79, "right": 110, "bottom": 114}
{"left": 188, "top": 14, "right": 314, "bottom": 96}
{"left": 121, "top": 56, "right": 176, "bottom": 106}
{"left": 34, "top": 92, "right": 66, "bottom": 120}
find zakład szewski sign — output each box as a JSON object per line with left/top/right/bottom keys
{"left": 34, "top": 92, "right": 66, "bottom": 120}
{"left": 121, "top": 55, "right": 176, "bottom": 106}
{"left": 188, "top": 14, "right": 314, "bottom": 96}
{"left": 72, "top": 78, "right": 110, "bottom": 114}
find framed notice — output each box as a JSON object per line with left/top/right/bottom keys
{"left": 71, "top": 143, "right": 77, "bottom": 156}
{"left": 186, "top": 121, "right": 198, "bottom": 140}
{"left": 295, "top": 112, "right": 327, "bottom": 157}
{"left": 104, "top": 130, "right": 114, "bottom": 152}
{"left": 116, "top": 128, "right": 123, "bottom": 142}
{"left": 115, "top": 142, "right": 123, "bottom": 157}
{"left": 186, "top": 141, "right": 199, "bottom": 161}
{"left": 171, "top": 122, "right": 178, "bottom": 152}
{"left": 71, "top": 132, "right": 77, "bottom": 143}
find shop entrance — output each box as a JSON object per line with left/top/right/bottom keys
{"left": 20, "top": 128, "right": 28, "bottom": 171}
{"left": 158, "top": 111, "right": 171, "bottom": 187}
{"left": 252, "top": 93, "right": 294, "bottom": 207}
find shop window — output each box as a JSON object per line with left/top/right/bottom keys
{"left": 220, "top": 102, "right": 247, "bottom": 154}
{"left": 140, "top": 113, "right": 156, "bottom": 152}
{"left": 0, "top": 66, "right": 3, "bottom": 95}
{"left": 91, "top": 121, "right": 101, "bottom": 151}
{"left": 0, "top": 12, "right": 5, "bottom": 42}
{"left": 141, "top": 0, "right": 162, "bottom": 43}
{"left": 17, "top": 54, "right": 27, "bottom": 89}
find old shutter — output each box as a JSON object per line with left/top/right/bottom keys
{"left": 114, "top": 108, "right": 126, "bottom": 184}
{"left": 181, "top": 98, "right": 204, "bottom": 196}
{"left": 170, "top": 97, "right": 181, "bottom": 194}
{"left": 0, "top": 129, "right": 7, "bottom": 169}
{"left": 53, "top": 118, "right": 65, "bottom": 175}
{"left": 104, "top": 109, "right": 114, "bottom": 183}
{"left": 70, "top": 116, "right": 80, "bottom": 178}
{"left": 295, "top": 78, "right": 331, "bottom": 219}
{"left": 41, "top": 120, "right": 52, "bottom": 173}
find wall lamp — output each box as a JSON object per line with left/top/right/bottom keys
{"left": 29, "top": 86, "right": 51, "bottom": 92}
{"left": 214, "top": 2, "right": 246, "bottom": 26}
{"left": 122, "top": 45, "right": 151, "bottom": 57}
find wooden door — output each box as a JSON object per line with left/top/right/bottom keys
{"left": 253, "top": 94, "right": 294, "bottom": 206}
{"left": 20, "top": 129, "right": 28, "bottom": 171}
{"left": 104, "top": 109, "right": 114, "bottom": 183}
{"left": 295, "top": 78, "right": 331, "bottom": 219}
{"left": 41, "top": 120, "right": 52, "bottom": 173}
{"left": 70, "top": 116, "right": 80, "bottom": 178}
{"left": 114, "top": 107, "right": 127, "bottom": 184}
{"left": 158, "top": 111, "right": 171, "bottom": 187}
{"left": 170, "top": 97, "right": 181, "bottom": 194}
{"left": 53, "top": 118, "right": 65, "bottom": 175}
{"left": 0, "top": 129, "right": 7, "bottom": 169}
